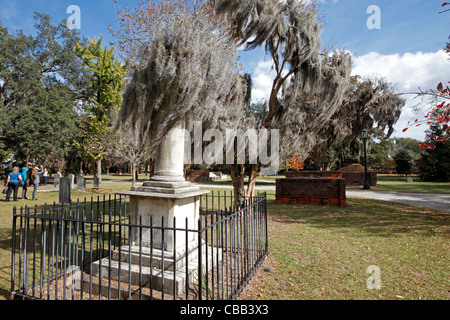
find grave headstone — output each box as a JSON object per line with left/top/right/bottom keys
{"left": 69, "top": 174, "right": 75, "bottom": 189}
{"left": 54, "top": 172, "right": 61, "bottom": 188}
{"left": 59, "top": 177, "right": 71, "bottom": 205}
{"left": 407, "top": 177, "right": 413, "bottom": 183}
{"left": 77, "top": 175, "right": 86, "bottom": 192}
{"left": 93, "top": 174, "right": 101, "bottom": 190}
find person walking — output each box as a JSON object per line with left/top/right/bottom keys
{"left": 31, "top": 165, "right": 44, "bottom": 201}
{"left": 20, "top": 165, "right": 28, "bottom": 200}
{"left": 5, "top": 167, "right": 22, "bottom": 202}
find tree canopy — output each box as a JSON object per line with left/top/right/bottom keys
{"left": 114, "top": 0, "right": 251, "bottom": 152}
{"left": 0, "top": 13, "right": 86, "bottom": 169}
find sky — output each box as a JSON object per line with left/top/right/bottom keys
{"left": 0, "top": 0, "right": 449, "bottom": 141}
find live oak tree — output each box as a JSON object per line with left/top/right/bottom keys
{"left": 112, "top": 0, "right": 354, "bottom": 199}
{"left": 113, "top": 0, "right": 252, "bottom": 169}
{"left": 308, "top": 76, "right": 405, "bottom": 171}
{"left": 215, "top": 0, "right": 353, "bottom": 197}
{"left": 0, "top": 13, "right": 86, "bottom": 171}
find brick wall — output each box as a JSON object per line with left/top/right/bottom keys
{"left": 285, "top": 169, "right": 377, "bottom": 187}
{"left": 276, "top": 178, "right": 346, "bottom": 207}
{"left": 285, "top": 171, "right": 343, "bottom": 179}
{"left": 186, "top": 170, "right": 210, "bottom": 182}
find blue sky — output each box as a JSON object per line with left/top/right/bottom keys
{"left": 1, "top": 0, "right": 449, "bottom": 140}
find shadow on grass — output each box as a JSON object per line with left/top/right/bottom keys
{"left": 0, "top": 288, "right": 11, "bottom": 300}
{"left": 267, "top": 197, "right": 450, "bottom": 238}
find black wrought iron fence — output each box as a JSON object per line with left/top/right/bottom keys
{"left": 10, "top": 192, "right": 268, "bottom": 300}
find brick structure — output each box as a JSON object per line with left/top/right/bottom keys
{"left": 186, "top": 170, "right": 210, "bottom": 182}
{"left": 276, "top": 178, "right": 346, "bottom": 207}
{"left": 186, "top": 170, "right": 223, "bottom": 183}
{"left": 285, "top": 171, "right": 343, "bottom": 179}
{"left": 341, "top": 164, "right": 377, "bottom": 187}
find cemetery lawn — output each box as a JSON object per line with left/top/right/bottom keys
{"left": 239, "top": 191, "right": 449, "bottom": 300}
{"left": 0, "top": 181, "right": 448, "bottom": 300}
{"left": 369, "top": 175, "right": 450, "bottom": 194}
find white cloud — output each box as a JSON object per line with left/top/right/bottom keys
{"left": 250, "top": 50, "right": 449, "bottom": 140}
{"left": 352, "top": 50, "right": 449, "bottom": 140}
{"left": 251, "top": 60, "right": 276, "bottom": 102}
{"left": 352, "top": 51, "right": 449, "bottom": 92}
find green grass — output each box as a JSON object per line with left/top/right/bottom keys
{"left": 241, "top": 192, "right": 449, "bottom": 300}
{"left": 371, "top": 175, "right": 450, "bottom": 194}
{"left": 0, "top": 177, "right": 448, "bottom": 300}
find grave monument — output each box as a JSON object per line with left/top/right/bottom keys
{"left": 91, "top": 123, "right": 214, "bottom": 297}
{"left": 59, "top": 177, "right": 71, "bottom": 205}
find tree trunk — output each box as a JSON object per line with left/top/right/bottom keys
{"left": 246, "top": 164, "right": 258, "bottom": 199}
{"left": 230, "top": 163, "right": 245, "bottom": 205}
{"left": 26, "top": 149, "right": 29, "bottom": 169}
{"left": 131, "top": 162, "right": 136, "bottom": 188}
{"left": 327, "top": 154, "right": 340, "bottom": 171}
{"left": 96, "top": 158, "right": 102, "bottom": 183}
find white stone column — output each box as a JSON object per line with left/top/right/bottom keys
{"left": 119, "top": 121, "right": 209, "bottom": 251}
{"left": 104, "top": 121, "right": 217, "bottom": 296}
{"left": 151, "top": 122, "right": 186, "bottom": 183}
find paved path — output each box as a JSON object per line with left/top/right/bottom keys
{"left": 345, "top": 189, "right": 450, "bottom": 212}
{"left": 195, "top": 181, "right": 450, "bottom": 213}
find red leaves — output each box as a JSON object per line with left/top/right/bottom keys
{"left": 442, "top": 2, "right": 450, "bottom": 6}
{"left": 418, "top": 143, "right": 434, "bottom": 150}
{"left": 437, "top": 101, "right": 446, "bottom": 108}
{"left": 409, "top": 78, "right": 449, "bottom": 149}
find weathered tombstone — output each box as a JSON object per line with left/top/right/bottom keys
{"left": 54, "top": 172, "right": 61, "bottom": 188}
{"left": 407, "top": 177, "right": 413, "bottom": 183}
{"left": 92, "top": 174, "right": 101, "bottom": 190}
{"left": 68, "top": 174, "right": 75, "bottom": 189}
{"left": 59, "top": 177, "right": 71, "bottom": 205}
{"left": 77, "top": 175, "right": 86, "bottom": 192}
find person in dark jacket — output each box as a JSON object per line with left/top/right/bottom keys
{"left": 20, "top": 166, "right": 28, "bottom": 200}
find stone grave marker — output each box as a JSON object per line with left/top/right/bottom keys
{"left": 69, "top": 174, "right": 75, "bottom": 189}
{"left": 92, "top": 174, "right": 101, "bottom": 190}
{"left": 77, "top": 175, "right": 86, "bottom": 192}
{"left": 54, "top": 172, "right": 61, "bottom": 188}
{"left": 59, "top": 177, "right": 71, "bottom": 205}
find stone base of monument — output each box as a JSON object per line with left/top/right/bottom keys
{"left": 90, "top": 241, "right": 222, "bottom": 297}
{"left": 86, "top": 171, "right": 214, "bottom": 298}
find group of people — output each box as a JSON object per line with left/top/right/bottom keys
{"left": 4, "top": 165, "right": 48, "bottom": 202}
